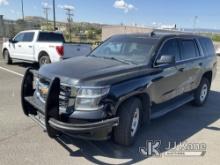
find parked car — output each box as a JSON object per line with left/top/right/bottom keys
{"left": 2, "top": 30, "right": 92, "bottom": 66}
{"left": 21, "top": 32, "right": 217, "bottom": 146}
{"left": 215, "top": 46, "right": 220, "bottom": 56}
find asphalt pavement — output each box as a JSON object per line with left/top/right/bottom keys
{"left": 0, "top": 57, "right": 220, "bottom": 165}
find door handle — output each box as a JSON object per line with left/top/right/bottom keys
{"left": 28, "top": 45, "right": 33, "bottom": 48}
{"left": 179, "top": 67, "right": 185, "bottom": 72}
{"left": 18, "top": 45, "right": 22, "bottom": 47}
{"left": 199, "top": 62, "right": 203, "bottom": 66}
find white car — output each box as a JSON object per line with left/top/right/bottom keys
{"left": 215, "top": 47, "right": 220, "bottom": 55}
{"left": 2, "top": 30, "right": 92, "bottom": 66}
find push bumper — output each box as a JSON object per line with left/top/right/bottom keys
{"left": 21, "top": 68, "right": 119, "bottom": 140}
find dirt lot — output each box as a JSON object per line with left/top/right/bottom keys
{"left": 0, "top": 57, "right": 219, "bottom": 165}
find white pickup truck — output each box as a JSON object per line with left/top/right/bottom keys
{"left": 2, "top": 30, "right": 92, "bottom": 66}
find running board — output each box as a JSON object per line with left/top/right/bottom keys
{"left": 151, "top": 95, "right": 194, "bottom": 119}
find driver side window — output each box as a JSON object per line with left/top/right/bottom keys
{"left": 14, "top": 33, "right": 24, "bottom": 42}
{"left": 159, "top": 39, "right": 181, "bottom": 61}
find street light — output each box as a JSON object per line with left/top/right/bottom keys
{"left": 21, "top": 0, "right": 24, "bottom": 20}
{"left": 193, "top": 16, "right": 198, "bottom": 33}
{"left": 53, "top": 0, "right": 56, "bottom": 30}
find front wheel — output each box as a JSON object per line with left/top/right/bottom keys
{"left": 3, "top": 50, "right": 12, "bottom": 64}
{"left": 113, "top": 98, "right": 143, "bottom": 146}
{"left": 193, "top": 78, "right": 210, "bottom": 106}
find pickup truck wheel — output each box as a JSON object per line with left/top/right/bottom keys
{"left": 39, "top": 55, "right": 51, "bottom": 67}
{"left": 193, "top": 78, "right": 210, "bottom": 106}
{"left": 3, "top": 50, "right": 12, "bottom": 64}
{"left": 113, "top": 98, "right": 142, "bottom": 146}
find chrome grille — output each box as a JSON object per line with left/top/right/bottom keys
{"left": 35, "top": 77, "right": 75, "bottom": 114}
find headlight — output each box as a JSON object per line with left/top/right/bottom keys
{"left": 75, "top": 86, "right": 110, "bottom": 111}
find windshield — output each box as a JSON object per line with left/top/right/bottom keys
{"left": 90, "top": 36, "right": 158, "bottom": 64}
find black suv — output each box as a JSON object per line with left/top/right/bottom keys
{"left": 21, "top": 32, "right": 217, "bottom": 146}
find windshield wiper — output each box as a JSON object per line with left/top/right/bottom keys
{"left": 89, "top": 54, "right": 136, "bottom": 65}
{"left": 89, "top": 54, "right": 99, "bottom": 58}
{"left": 102, "top": 56, "right": 134, "bottom": 65}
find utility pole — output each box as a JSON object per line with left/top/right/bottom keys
{"left": 43, "top": 6, "right": 50, "bottom": 30}
{"left": 21, "top": 0, "right": 24, "bottom": 20}
{"left": 52, "top": 0, "right": 56, "bottom": 31}
{"left": 64, "top": 7, "right": 74, "bottom": 42}
{"left": 193, "top": 16, "right": 198, "bottom": 33}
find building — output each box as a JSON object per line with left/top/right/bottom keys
{"left": 102, "top": 25, "right": 153, "bottom": 41}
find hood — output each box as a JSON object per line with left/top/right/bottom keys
{"left": 39, "top": 56, "right": 160, "bottom": 86}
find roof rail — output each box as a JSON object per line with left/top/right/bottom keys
{"left": 150, "top": 30, "right": 189, "bottom": 37}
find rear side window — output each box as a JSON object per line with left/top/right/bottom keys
{"left": 23, "top": 32, "right": 34, "bottom": 42}
{"left": 180, "top": 39, "right": 199, "bottom": 60}
{"left": 38, "top": 32, "right": 65, "bottom": 42}
{"left": 198, "top": 38, "right": 215, "bottom": 56}
{"left": 159, "top": 39, "right": 181, "bottom": 61}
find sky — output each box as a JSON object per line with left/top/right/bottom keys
{"left": 0, "top": 0, "right": 220, "bottom": 29}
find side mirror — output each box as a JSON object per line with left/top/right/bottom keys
{"left": 9, "top": 38, "right": 13, "bottom": 43}
{"left": 9, "top": 38, "right": 17, "bottom": 44}
{"left": 156, "top": 55, "right": 175, "bottom": 65}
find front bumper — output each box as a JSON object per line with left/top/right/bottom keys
{"left": 21, "top": 68, "right": 119, "bottom": 140}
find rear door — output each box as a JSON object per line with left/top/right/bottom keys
{"left": 19, "top": 32, "right": 35, "bottom": 61}
{"left": 178, "top": 38, "right": 202, "bottom": 92}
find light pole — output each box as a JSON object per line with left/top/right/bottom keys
{"left": 21, "top": 0, "right": 24, "bottom": 20}
{"left": 193, "top": 16, "right": 198, "bottom": 33}
{"left": 53, "top": 0, "right": 56, "bottom": 30}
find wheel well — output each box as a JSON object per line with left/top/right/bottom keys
{"left": 2, "top": 48, "right": 8, "bottom": 57}
{"left": 38, "top": 51, "right": 49, "bottom": 61}
{"left": 202, "top": 71, "right": 212, "bottom": 83}
{"left": 117, "top": 93, "right": 151, "bottom": 124}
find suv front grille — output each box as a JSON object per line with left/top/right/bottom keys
{"left": 35, "top": 77, "right": 75, "bottom": 114}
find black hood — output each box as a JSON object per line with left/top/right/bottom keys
{"left": 39, "top": 56, "right": 159, "bottom": 86}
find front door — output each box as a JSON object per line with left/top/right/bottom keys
{"left": 151, "top": 38, "right": 187, "bottom": 104}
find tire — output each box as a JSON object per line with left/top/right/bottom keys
{"left": 193, "top": 78, "right": 210, "bottom": 106}
{"left": 113, "top": 98, "right": 143, "bottom": 146}
{"left": 39, "top": 54, "right": 51, "bottom": 67}
{"left": 3, "top": 49, "right": 12, "bottom": 64}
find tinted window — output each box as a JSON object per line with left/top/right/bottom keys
{"left": 14, "top": 33, "right": 24, "bottom": 42}
{"left": 23, "top": 32, "right": 34, "bottom": 42}
{"left": 180, "top": 39, "right": 199, "bottom": 60}
{"left": 38, "top": 32, "right": 65, "bottom": 42}
{"left": 160, "top": 39, "right": 181, "bottom": 61}
{"left": 199, "top": 38, "right": 215, "bottom": 56}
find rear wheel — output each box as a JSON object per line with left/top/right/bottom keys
{"left": 3, "top": 49, "right": 12, "bottom": 64}
{"left": 39, "top": 54, "right": 51, "bottom": 67}
{"left": 193, "top": 78, "right": 210, "bottom": 106}
{"left": 113, "top": 98, "right": 143, "bottom": 146}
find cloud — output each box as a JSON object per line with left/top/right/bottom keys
{"left": 0, "top": 0, "right": 9, "bottom": 6}
{"left": 10, "top": 9, "right": 15, "bottom": 14}
{"left": 41, "top": 2, "right": 51, "bottom": 8}
{"left": 58, "top": 4, "right": 75, "bottom": 10}
{"left": 113, "top": 0, "right": 136, "bottom": 13}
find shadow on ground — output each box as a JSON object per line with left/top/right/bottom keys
{"left": 54, "top": 90, "right": 220, "bottom": 165}
{"left": 11, "top": 61, "right": 39, "bottom": 70}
